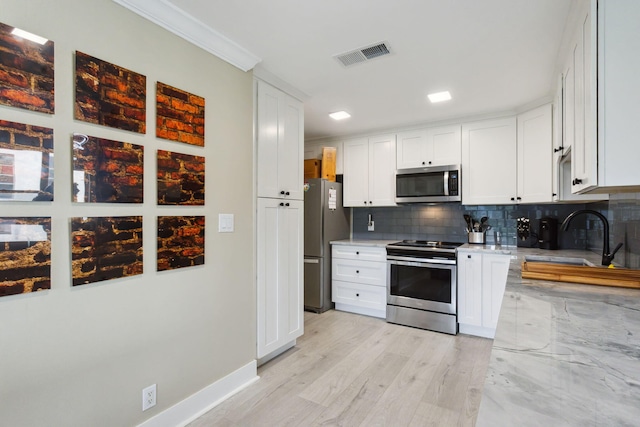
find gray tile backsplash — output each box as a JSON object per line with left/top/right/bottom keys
{"left": 351, "top": 195, "right": 640, "bottom": 267}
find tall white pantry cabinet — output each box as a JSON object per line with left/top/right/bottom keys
{"left": 255, "top": 80, "right": 304, "bottom": 361}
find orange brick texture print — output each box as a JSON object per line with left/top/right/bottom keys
{"left": 0, "top": 22, "right": 54, "bottom": 114}
{"left": 156, "top": 82, "right": 205, "bottom": 146}
{"left": 75, "top": 51, "right": 146, "bottom": 134}
{"left": 157, "top": 150, "right": 205, "bottom": 205}
{"left": 157, "top": 216, "right": 205, "bottom": 272}
{"left": 71, "top": 216, "right": 143, "bottom": 286}
{"left": 72, "top": 134, "right": 144, "bottom": 203}
{"left": 0, "top": 217, "right": 51, "bottom": 297}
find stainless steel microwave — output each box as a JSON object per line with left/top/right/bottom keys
{"left": 395, "top": 164, "right": 461, "bottom": 203}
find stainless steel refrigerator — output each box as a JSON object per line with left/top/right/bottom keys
{"left": 304, "top": 179, "right": 350, "bottom": 313}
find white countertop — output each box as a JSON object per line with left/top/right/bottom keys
{"left": 330, "top": 239, "right": 397, "bottom": 248}
{"left": 476, "top": 247, "right": 640, "bottom": 426}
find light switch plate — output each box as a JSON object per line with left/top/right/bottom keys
{"left": 218, "top": 214, "right": 234, "bottom": 232}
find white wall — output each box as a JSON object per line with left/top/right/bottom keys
{"left": 0, "top": 1, "right": 255, "bottom": 425}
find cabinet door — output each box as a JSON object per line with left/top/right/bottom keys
{"left": 342, "top": 138, "right": 370, "bottom": 207}
{"left": 256, "top": 198, "right": 304, "bottom": 358}
{"left": 396, "top": 129, "right": 428, "bottom": 169}
{"left": 279, "top": 94, "right": 304, "bottom": 200}
{"left": 279, "top": 199, "right": 304, "bottom": 343}
{"left": 481, "top": 254, "right": 511, "bottom": 330}
{"left": 457, "top": 252, "right": 482, "bottom": 327}
{"left": 517, "top": 104, "right": 553, "bottom": 203}
{"left": 256, "top": 82, "right": 281, "bottom": 199}
{"left": 597, "top": 0, "right": 640, "bottom": 188}
{"left": 256, "top": 82, "right": 303, "bottom": 200}
{"left": 572, "top": 8, "right": 598, "bottom": 193}
{"left": 552, "top": 77, "right": 563, "bottom": 201}
{"left": 368, "top": 134, "right": 397, "bottom": 207}
{"left": 429, "top": 124, "right": 461, "bottom": 167}
{"left": 462, "top": 117, "right": 517, "bottom": 205}
{"left": 562, "top": 50, "right": 575, "bottom": 153}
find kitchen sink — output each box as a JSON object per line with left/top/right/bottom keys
{"left": 521, "top": 255, "right": 640, "bottom": 289}
{"left": 523, "top": 255, "right": 595, "bottom": 267}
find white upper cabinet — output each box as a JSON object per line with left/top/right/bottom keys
{"left": 462, "top": 106, "right": 553, "bottom": 205}
{"left": 396, "top": 125, "right": 461, "bottom": 169}
{"left": 256, "top": 80, "right": 304, "bottom": 200}
{"left": 343, "top": 134, "right": 396, "bottom": 207}
{"left": 596, "top": 0, "right": 640, "bottom": 191}
{"left": 517, "top": 104, "right": 553, "bottom": 203}
{"left": 462, "top": 117, "right": 517, "bottom": 205}
{"left": 570, "top": 5, "right": 598, "bottom": 193}
{"left": 566, "top": 0, "right": 640, "bottom": 194}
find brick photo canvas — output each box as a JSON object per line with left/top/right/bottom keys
{"left": 0, "top": 22, "right": 54, "bottom": 114}
{"left": 72, "top": 133, "right": 144, "bottom": 203}
{"left": 157, "top": 150, "right": 205, "bottom": 205}
{"left": 157, "top": 216, "right": 205, "bottom": 272}
{"left": 0, "top": 217, "right": 51, "bottom": 297}
{"left": 71, "top": 216, "right": 143, "bottom": 286}
{"left": 75, "top": 51, "right": 146, "bottom": 134}
{"left": 0, "top": 120, "right": 54, "bottom": 201}
{"left": 156, "top": 82, "right": 205, "bottom": 146}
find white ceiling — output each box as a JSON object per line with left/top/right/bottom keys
{"left": 161, "top": 0, "right": 573, "bottom": 140}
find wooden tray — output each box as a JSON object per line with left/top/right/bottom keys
{"left": 521, "top": 261, "right": 640, "bottom": 289}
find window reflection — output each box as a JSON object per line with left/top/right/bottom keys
{"left": 0, "top": 149, "right": 53, "bottom": 201}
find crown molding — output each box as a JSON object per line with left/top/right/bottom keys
{"left": 112, "top": 0, "right": 261, "bottom": 72}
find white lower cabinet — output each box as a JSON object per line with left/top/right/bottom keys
{"left": 331, "top": 244, "right": 387, "bottom": 318}
{"left": 457, "top": 251, "right": 511, "bottom": 339}
{"left": 257, "top": 198, "right": 304, "bottom": 359}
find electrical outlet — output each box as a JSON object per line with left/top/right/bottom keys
{"left": 368, "top": 221, "right": 375, "bottom": 232}
{"left": 142, "top": 384, "right": 156, "bottom": 411}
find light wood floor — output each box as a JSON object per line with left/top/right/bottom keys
{"left": 189, "top": 310, "right": 493, "bottom": 427}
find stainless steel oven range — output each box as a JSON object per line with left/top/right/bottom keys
{"left": 386, "top": 240, "right": 462, "bottom": 335}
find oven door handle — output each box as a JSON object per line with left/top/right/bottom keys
{"left": 387, "top": 256, "right": 456, "bottom": 266}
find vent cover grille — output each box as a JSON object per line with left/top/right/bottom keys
{"left": 334, "top": 42, "right": 391, "bottom": 67}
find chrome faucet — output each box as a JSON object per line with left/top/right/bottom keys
{"left": 560, "top": 209, "right": 623, "bottom": 266}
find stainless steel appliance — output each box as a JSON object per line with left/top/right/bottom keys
{"left": 304, "top": 179, "right": 350, "bottom": 313}
{"left": 386, "top": 240, "right": 463, "bottom": 334}
{"left": 395, "top": 164, "right": 461, "bottom": 203}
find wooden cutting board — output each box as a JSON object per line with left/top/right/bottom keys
{"left": 521, "top": 261, "right": 640, "bottom": 289}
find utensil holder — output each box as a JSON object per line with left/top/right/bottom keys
{"left": 468, "top": 231, "right": 485, "bottom": 244}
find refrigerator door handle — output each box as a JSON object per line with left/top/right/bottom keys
{"left": 304, "top": 258, "right": 320, "bottom": 264}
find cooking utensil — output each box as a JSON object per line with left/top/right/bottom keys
{"left": 463, "top": 214, "right": 473, "bottom": 231}
{"left": 480, "top": 216, "right": 489, "bottom": 232}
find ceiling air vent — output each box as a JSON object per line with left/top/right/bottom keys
{"left": 334, "top": 42, "right": 391, "bottom": 67}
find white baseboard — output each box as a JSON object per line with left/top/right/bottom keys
{"left": 137, "top": 360, "right": 259, "bottom": 427}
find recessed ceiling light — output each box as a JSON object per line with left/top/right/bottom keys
{"left": 329, "top": 111, "right": 351, "bottom": 120}
{"left": 428, "top": 91, "right": 452, "bottom": 103}
{"left": 11, "top": 27, "right": 48, "bottom": 45}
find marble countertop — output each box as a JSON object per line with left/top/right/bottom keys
{"left": 476, "top": 248, "right": 640, "bottom": 426}
{"left": 330, "top": 239, "right": 397, "bottom": 248}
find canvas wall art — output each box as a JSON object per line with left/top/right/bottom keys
{"left": 72, "top": 133, "right": 143, "bottom": 203}
{"left": 75, "top": 51, "right": 146, "bottom": 133}
{"left": 71, "top": 216, "right": 143, "bottom": 286}
{"left": 157, "top": 150, "right": 205, "bottom": 205}
{"left": 0, "top": 22, "right": 54, "bottom": 113}
{"left": 156, "top": 82, "right": 205, "bottom": 146}
{"left": 157, "top": 216, "right": 205, "bottom": 272}
{"left": 0, "top": 217, "right": 51, "bottom": 297}
{"left": 0, "top": 120, "right": 54, "bottom": 201}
